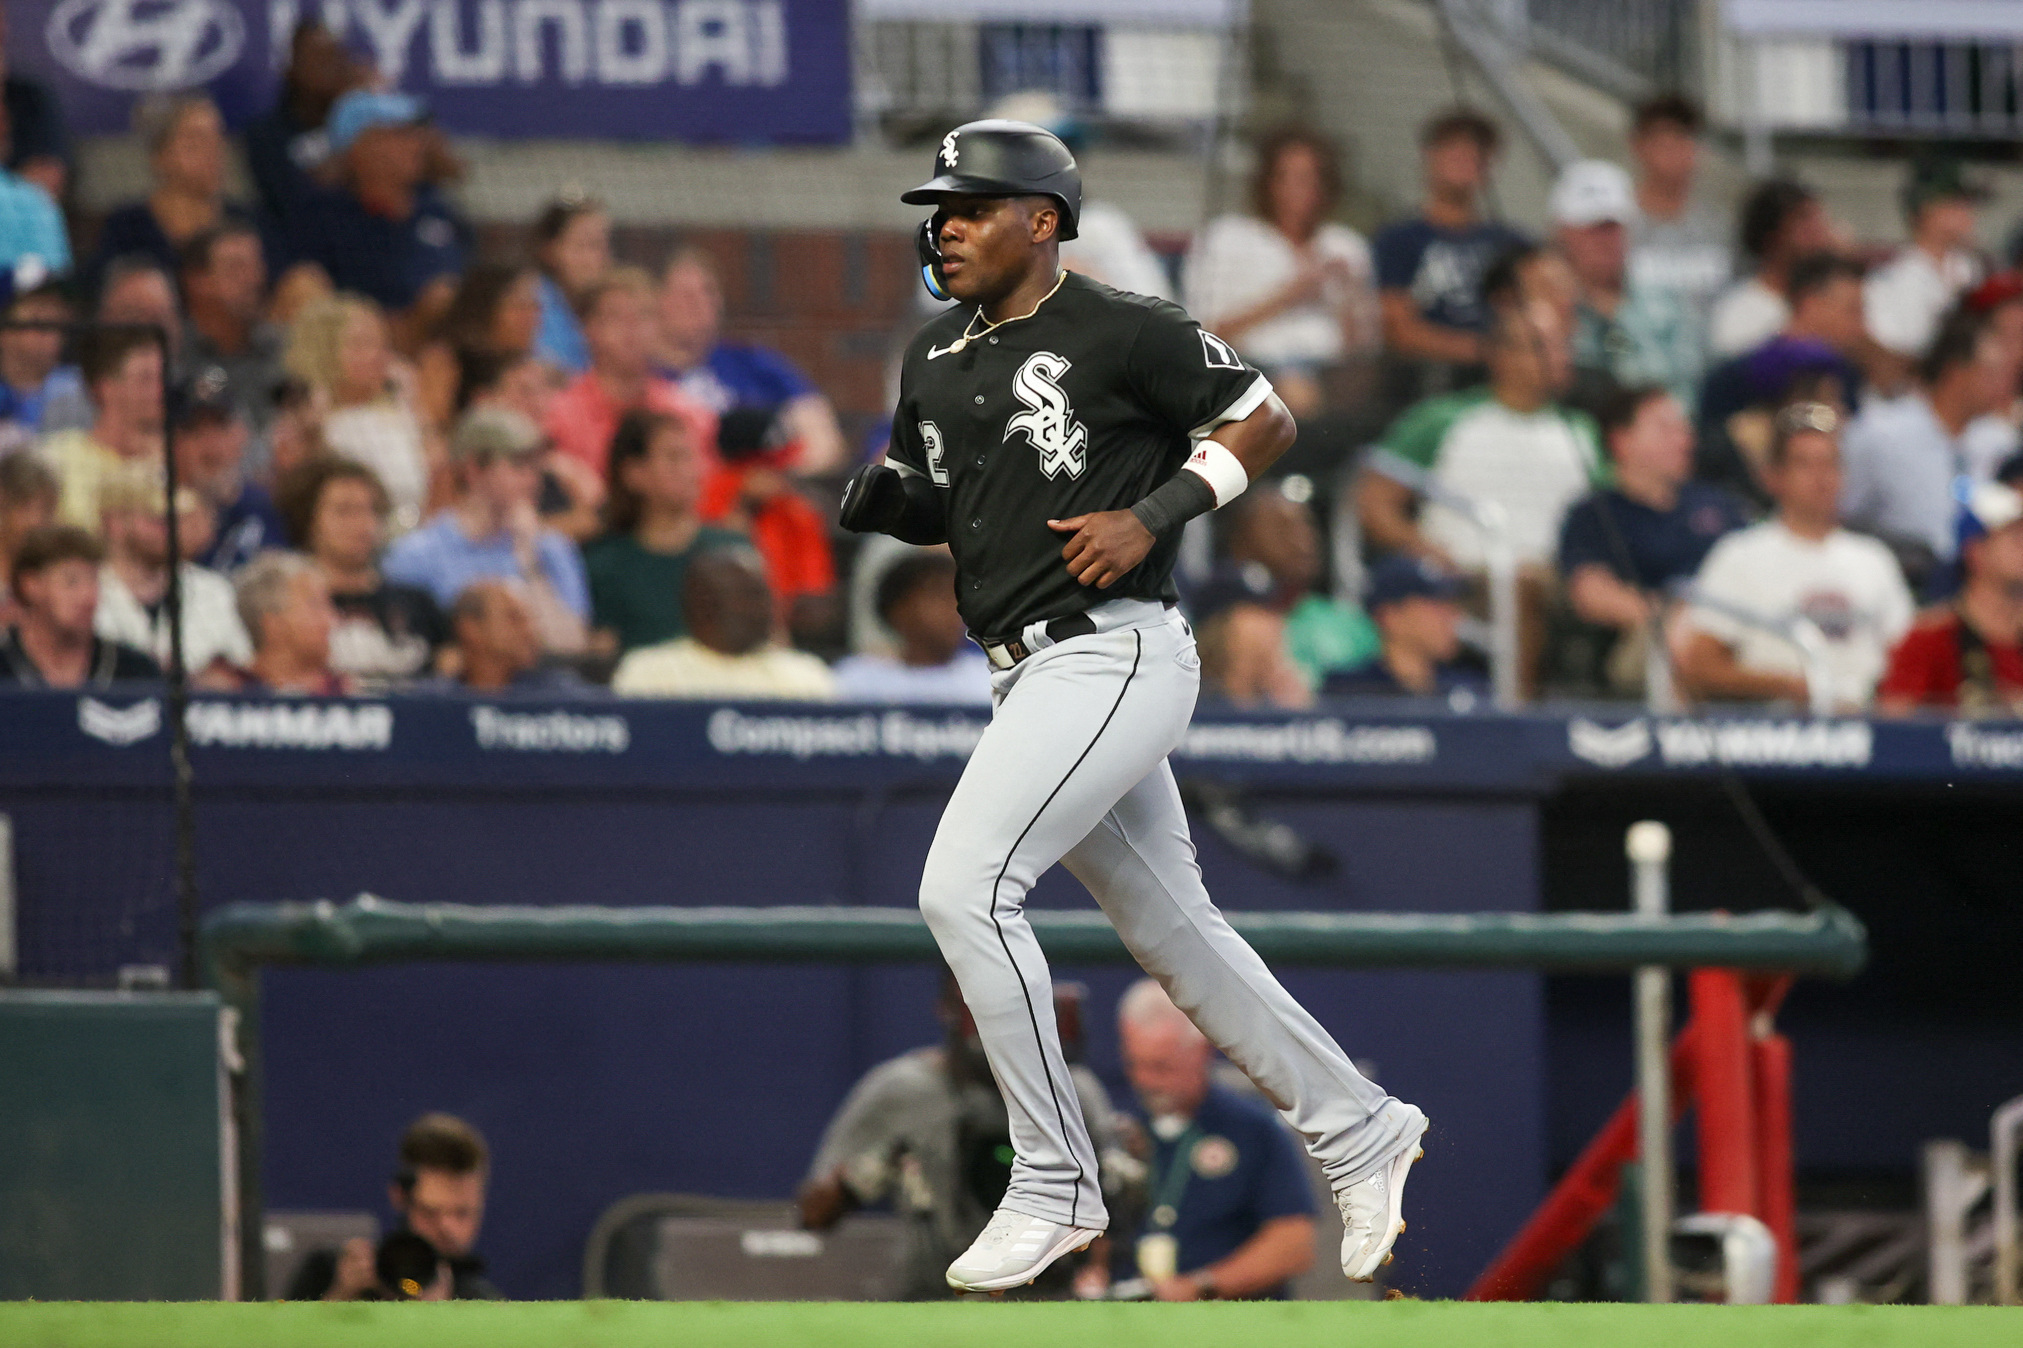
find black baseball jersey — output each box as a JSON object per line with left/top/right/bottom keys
{"left": 888, "top": 271, "right": 1271, "bottom": 637}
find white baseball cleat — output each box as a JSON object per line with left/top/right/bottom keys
{"left": 945, "top": 1207, "right": 1103, "bottom": 1293}
{"left": 1336, "top": 1107, "right": 1429, "bottom": 1282}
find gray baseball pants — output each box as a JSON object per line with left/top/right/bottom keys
{"left": 918, "top": 598, "right": 1422, "bottom": 1233}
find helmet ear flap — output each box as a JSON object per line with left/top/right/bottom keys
{"left": 917, "top": 214, "right": 952, "bottom": 301}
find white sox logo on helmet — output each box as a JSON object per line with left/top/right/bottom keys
{"left": 940, "top": 130, "right": 960, "bottom": 169}
{"left": 1005, "top": 352, "right": 1087, "bottom": 480}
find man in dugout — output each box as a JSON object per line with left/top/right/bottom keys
{"left": 798, "top": 973, "right": 1137, "bottom": 1299}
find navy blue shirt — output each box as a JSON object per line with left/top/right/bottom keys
{"left": 201, "top": 483, "right": 289, "bottom": 575}
{"left": 1557, "top": 482, "right": 1746, "bottom": 594}
{"left": 283, "top": 183, "right": 468, "bottom": 312}
{"left": 661, "top": 342, "right": 816, "bottom": 416}
{"left": 1324, "top": 658, "right": 1488, "bottom": 704}
{"left": 1132, "top": 1084, "right": 1313, "bottom": 1295}
{"left": 1373, "top": 216, "right": 1529, "bottom": 332}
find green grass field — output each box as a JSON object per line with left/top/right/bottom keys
{"left": 2, "top": 1301, "right": 2011, "bottom": 1348}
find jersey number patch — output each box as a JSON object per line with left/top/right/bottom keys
{"left": 1005, "top": 351, "right": 1088, "bottom": 480}
{"left": 1199, "top": 330, "right": 1243, "bottom": 370}
{"left": 919, "top": 420, "right": 949, "bottom": 485}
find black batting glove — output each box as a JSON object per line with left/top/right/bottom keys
{"left": 838, "top": 463, "right": 908, "bottom": 533}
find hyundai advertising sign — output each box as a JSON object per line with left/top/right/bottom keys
{"left": 11, "top": 0, "right": 851, "bottom": 141}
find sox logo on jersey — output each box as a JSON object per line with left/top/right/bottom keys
{"left": 1005, "top": 351, "right": 1087, "bottom": 480}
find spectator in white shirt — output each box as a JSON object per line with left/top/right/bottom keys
{"left": 1842, "top": 307, "right": 2013, "bottom": 577}
{"left": 833, "top": 551, "right": 990, "bottom": 705}
{"left": 1708, "top": 180, "right": 1838, "bottom": 359}
{"left": 1681, "top": 403, "right": 1914, "bottom": 710}
{"left": 1864, "top": 159, "right": 1989, "bottom": 362}
{"left": 1185, "top": 127, "right": 1379, "bottom": 419}
{"left": 285, "top": 293, "right": 433, "bottom": 535}
{"left": 93, "top": 467, "right": 250, "bottom": 687}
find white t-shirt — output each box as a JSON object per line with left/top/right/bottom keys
{"left": 833, "top": 650, "right": 992, "bottom": 705}
{"left": 1686, "top": 520, "right": 1914, "bottom": 708}
{"left": 1864, "top": 246, "right": 1982, "bottom": 359}
{"left": 325, "top": 401, "right": 430, "bottom": 536}
{"left": 1376, "top": 388, "right": 1604, "bottom": 570}
{"left": 1707, "top": 277, "right": 1789, "bottom": 358}
{"left": 1060, "top": 200, "right": 1173, "bottom": 302}
{"left": 1183, "top": 215, "right": 1378, "bottom": 368}
{"left": 95, "top": 563, "right": 252, "bottom": 674}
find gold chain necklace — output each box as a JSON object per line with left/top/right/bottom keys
{"left": 946, "top": 270, "right": 1067, "bottom": 355}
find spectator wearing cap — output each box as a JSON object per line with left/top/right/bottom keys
{"left": 86, "top": 94, "right": 267, "bottom": 300}
{"left": 1694, "top": 252, "right": 1868, "bottom": 505}
{"left": 656, "top": 248, "right": 846, "bottom": 473}
{"left": 0, "top": 281, "right": 87, "bottom": 438}
{"left": 93, "top": 467, "right": 249, "bottom": 687}
{"left": 0, "top": 97, "right": 68, "bottom": 285}
{"left": 611, "top": 547, "right": 834, "bottom": 699}
{"left": 1, "top": 525, "right": 158, "bottom": 687}
{"left": 1626, "top": 94, "right": 1732, "bottom": 336}
{"left": 1557, "top": 384, "right": 1744, "bottom": 695}
{"left": 531, "top": 195, "right": 611, "bottom": 375}
{"left": 177, "top": 380, "right": 285, "bottom": 574}
{"left": 1553, "top": 159, "right": 1702, "bottom": 411}
{"left": 383, "top": 407, "right": 588, "bottom": 656}
{"left": 696, "top": 403, "right": 838, "bottom": 647}
{"left": 832, "top": 551, "right": 991, "bottom": 704}
{"left": 1878, "top": 482, "right": 2023, "bottom": 715}
{"left": 1372, "top": 108, "right": 1528, "bottom": 393}
{"left": 585, "top": 409, "right": 746, "bottom": 654}
{"left": 277, "top": 456, "right": 446, "bottom": 688}
{"left": 431, "top": 579, "right": 592, "bottom": 696}
{"left": 0, "top": 6, "right": 69, "bottom": 203}
{"left": 244, "top": 18, "right": 368, "bottom": 226}
{"left": 1842, "top": 307, "right": 2013, "bottom": 576}
{"left": 39, "top": 327, "right": 164, "bottom": 534}
{"left": 548, "top": 267, "right": 716, "bottom": 481}
{"left": 1708, "top": 180, "right": 1839, "bottom": 358}
{"left": 283, "top": 90, "right": 469, "bottom": 320}
{"left": 229, "top": 551, "right": 346, "bottom": 694}
{"left": 1865, "top": 160, "right": 1989, "bottom": 362}
{"left": 0, "top": 450, "right": 56, "bottom": 622}
{"left": 285, "top": 293, "right": 433, "bottom": 534}
{"left": 1326, "top": 555, "right": 1485, "bottom": 704}
{"left": 1680, "top": 404, "right": 1913, "bottom": 710}
{"left": 181, "top": 222, "right": 286, "bottom": 447}
{"left": 1183, "top": 127, "right": 1379, "bottom": 421}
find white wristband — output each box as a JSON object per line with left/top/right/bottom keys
{"left": 1182, "top": 440, "right": 1250, "bottom": 508}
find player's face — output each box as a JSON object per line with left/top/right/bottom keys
{"left": 933, "top": 195, "right": 1055, "bottom": 304}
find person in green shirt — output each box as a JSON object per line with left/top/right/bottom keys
{"left": 583, "top": 408, "right": 746, "bottom": 652}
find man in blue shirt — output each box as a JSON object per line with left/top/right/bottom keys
{"left": 654, "top": 247, "right": 848, "bottom": 472}
{"left": 1559, "top": 384, "right": 1745, "bottom": 696}
{"left": 1326, "top": 555, "right": 1489, "bottom": 705}
{"left": 382, "top": 408, "right": 589, "bottom": 657}
{"left": 1115, "top": 979, "right": 1315, "bottom": 1300}
{"left": 1374, "top": 108, "right": 1528, "bottom": 399}
{"left": 283, "top": 91, "right": 468, "bottom": 319}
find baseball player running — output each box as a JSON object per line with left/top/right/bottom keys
{"left": 839, "top": 120, "right": 1428, "bottom": 1295}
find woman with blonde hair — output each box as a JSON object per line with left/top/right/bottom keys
{"left": 285, "top": 293, "right": 435, "bottom": 534}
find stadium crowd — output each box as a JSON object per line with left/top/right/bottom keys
{"left": 2, "top": 25, "right": 2022, "bottom": 717}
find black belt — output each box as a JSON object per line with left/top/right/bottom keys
{"left": 979, "top": 613, "right": 1098, "bottom": 671}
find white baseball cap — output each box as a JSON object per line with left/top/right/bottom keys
{"left": 1551, "top": 160, "right": 1638, "bottom": 228}
{"left": 1966, "top": 480, "right": 2023, "bottom": 534}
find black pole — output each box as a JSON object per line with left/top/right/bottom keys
{"left": 151, "top": 322, "right": 200, "bottom": 990}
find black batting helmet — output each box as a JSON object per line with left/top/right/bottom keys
{"left": 901, "top": 120, "right": 1082, "bottom": 241}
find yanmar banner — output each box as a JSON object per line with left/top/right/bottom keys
{"left": 11, "top": 0, "right": 850, "bottom": 141}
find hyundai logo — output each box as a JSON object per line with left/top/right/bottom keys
{"left": 45, "top": 0, "right": 245, "bottom": 92}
